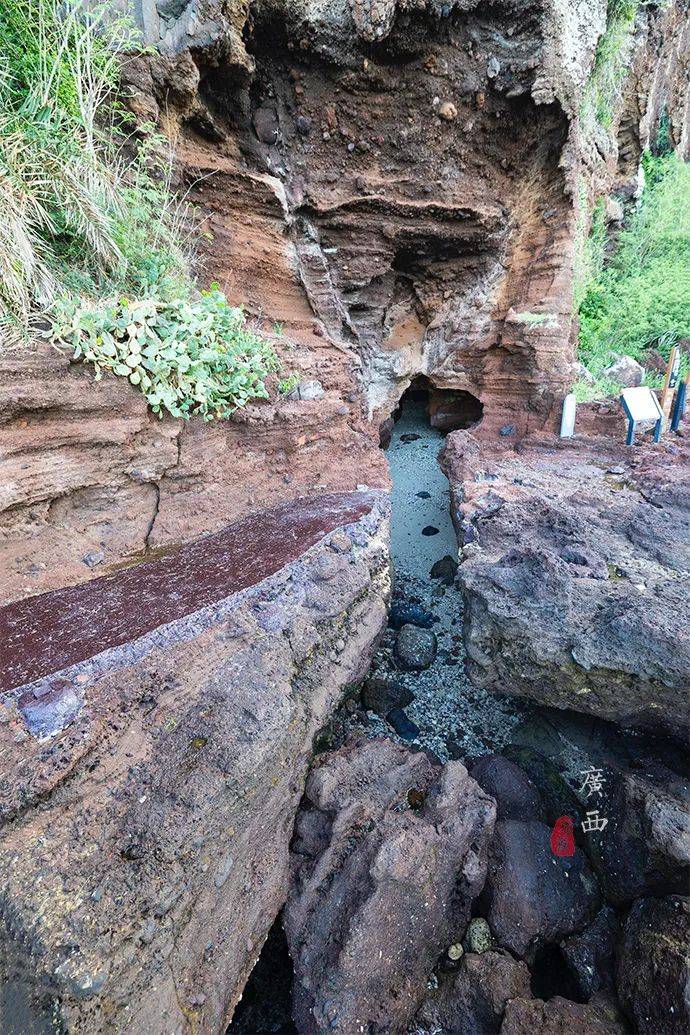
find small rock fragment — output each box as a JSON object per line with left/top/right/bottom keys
{"left": 465, "top": 917, "right": 493, "bottom": 954}
{"left": 386, "top": 707, "right": 420, "bottom": 741}
{"left": 438, "top": 101, "right": 458, "bottom": 121}
{"left": 394, "top": 624, "right": 438, "bottom": 671}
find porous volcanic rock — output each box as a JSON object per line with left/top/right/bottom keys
{"left": 500, "top": 993, "right": 630, "bottom": 1034}
{"left": 446, "top": 432, "right": 690, "bottom": 733}
{"left": 411, "top": 950, "right": 531, "bottom": 1035}
{"left": 0, "top": 493, "right": 390, "bottom": 1034}
{"left": 485, "top": 820, "right": 600, "bottom": 959}
{"left": 284, "top": 738, "right": 496, "bottom": 1034}
{"left": 616, "top": 895, "right": 690, "bottom": 1035}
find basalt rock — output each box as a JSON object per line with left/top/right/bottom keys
{"left": 447, "top": 432, "right": 690, "bottom": 734}
{"left": 388, "top": 599, "right": 436, "bottom": 630}
{"left": 0, "top": 493, "right": 390, "bottom": 1034}
{"left": 411, "top": 950, "right": 531, "bottom": 1035}
{"left": 616, "top": 895, "right": 690, "bottom": 1035}
{"left": 361, "top": 675, "right": 413, "bottom": 715}
{"left": 583, "top": 767, "right": 690, "bottom": 906}
{"left": 394, "top": 624, "right": 438, "bottom": 670}
{"left": 485, "top": 820, "right": 600, "bottom": 959}
{"left": 470, "top": 754, "right": 544, "bottom": 823}
{"left": 500, "top": 993, "right": 630, "bottom": 1035}
{"left": 284, "top": 739, "right": 496, "bottom": 1035}
{"left": 559, "top": 907, "right": 619, "bottom": 1002}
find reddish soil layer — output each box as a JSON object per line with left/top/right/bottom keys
{"left": 0, "top": 491, "right": 373, "bottom": 694}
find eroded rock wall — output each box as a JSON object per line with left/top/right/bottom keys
{"left": 0, "top": 493, "right": 390, "bottom": 1033}
{"left": 2, "top": 0, "right": 686, "bottom": 602}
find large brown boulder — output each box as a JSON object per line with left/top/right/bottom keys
{"left": 485, "top": 820, "right": 600, "bottom": 959}
{"left": 616, "top": 895, "right": 690, "bottom": 1035}
{"left": 0, "top": 493, "right": 389, "bottom": 1034}
{"left": 284, "top": 739, "right": 496, "bottom": 1034}
{"left": 412, "top": 950, "right": 531, "bottom": 1034}
{"left": 449, "top": 433, "right": 690, "bottom": 733}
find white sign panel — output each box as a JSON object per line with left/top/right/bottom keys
{"left": 620, "top": 387, "right": 663, "bottom": 423}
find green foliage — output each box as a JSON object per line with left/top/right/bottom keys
{"left": 50, "top": 288, "right": 279, "bottom": 420}
{"left": 1, "top": 1, "right": 278, "bottom": 420}
{"left": 572, "top": 376, "right": 619, "bottom": 403}
{"left": 578, "top": 153, "right": 690, "bottom": 379}
{"left": 278, "top": 373, "right": 300, "bottom": 395}
{"left": 573, "top": 196, "right": 607, "bottom": 313}
{"left": 0, "top": 0, "right": 187, "bottom": 342}
{"left": 582, "top": 0, "right": 640, "bottom": 131}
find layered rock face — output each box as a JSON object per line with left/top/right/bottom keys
{"left": 0, "top": 340, "right": 388, "bottom": 604}
{"left": 3, "top": 0, "right": 686, "bottom": 601}
{"left": 0, "top": 493, "right": 390, "bottom": 1034}
{"left": 284, "top": 738, "right": 496, "bottom": 1033}
{"left": 444, "top": 430, "right": 690, "bottom": 733}
{"left": 123, "top": 0, "right": 686, "bottom": 431}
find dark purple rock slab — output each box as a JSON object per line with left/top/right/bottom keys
{"left": 0, "top": 492, "right": 374, "bottom": 696}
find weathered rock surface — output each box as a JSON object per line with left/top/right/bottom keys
{"left": 0, "top": 493, "right": 390, "bottom": 1034}
{"left": 616, "top": 895, "right": 690, "bottom": 1035}
{"left": 500, "top": 993, "right": 630, "bottom": 1034}
{"left": 559, "top": 906, "right": 619, "bottom": 1002}
{"left": 446, "top": 432, "right": 690, "bottom": 733}
{"left": 412, "top": 950, "right": 531, "bottom": 1035}
{"left": 584, "top": 766, "right": 690, "bottom": 905}
{"left": 284, "top": 738, "right": 496, "bottom": 1034}
{"left": 603, "top": 356, "right": 645, "bottom": 388}
{"left": 470, "top": 754, "right": 544, "bottom": 822}
{"left": 485, "top": 820, "right": 600, "bottom": 958}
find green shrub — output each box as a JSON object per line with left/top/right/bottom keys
{"left": 577, "top": 153, "right": 690, "bottom": 381}
{"left": 50, "top": 288, "right": 279, "bottom": 420}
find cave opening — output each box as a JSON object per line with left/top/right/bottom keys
{"left": 388, "top": 376, "right": 484, "bottom": 441}
{"left": 227, "top": 915, "right": 296, "bottom": 1034}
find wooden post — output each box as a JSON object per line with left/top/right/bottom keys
{"left": 671, "top": 369, "right": 689, "bottom": 432}
{"left": 660, "top": 345, "right": 680, "bottom": 419}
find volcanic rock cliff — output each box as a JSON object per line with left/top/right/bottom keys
{"left": 1, "top": 3, "right": 689, "bottom": 1034}
{"left": 3, "top": 0, "right": 688, "bottom": 599}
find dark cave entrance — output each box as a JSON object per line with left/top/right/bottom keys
{"left": 388, "top": 377, "right": 483, "bottom": 443}
{"left": 227, "top": 916, "right": 296, "bottom": 1034}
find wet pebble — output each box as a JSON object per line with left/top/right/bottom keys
{"left": 386, "top": 707, "right": 420, "bottom": 741}
{"left": 389, "top": 600, "right": 435, "bottom": 630}
{"left": 394, "top": 624, "right": 437, "bottom": 671}
{"left": 362, "top": 677, "right": 413, "bottom": 716}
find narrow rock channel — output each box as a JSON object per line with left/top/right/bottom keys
{"left": 353, "top": 387, "right": 525, "bottom": 760}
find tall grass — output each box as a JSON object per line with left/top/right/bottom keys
{"left": 581, "top": 0, "right": 641, "bottom": 131}
{"left": 577, "top": 152, "right": 690, "bottom": 387}
{"left": 0, "top": 0, "right": 186, "bottom": 345}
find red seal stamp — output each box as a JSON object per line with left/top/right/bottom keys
{"left": 550, "top": 815, "right": 575, "bottom": 857}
